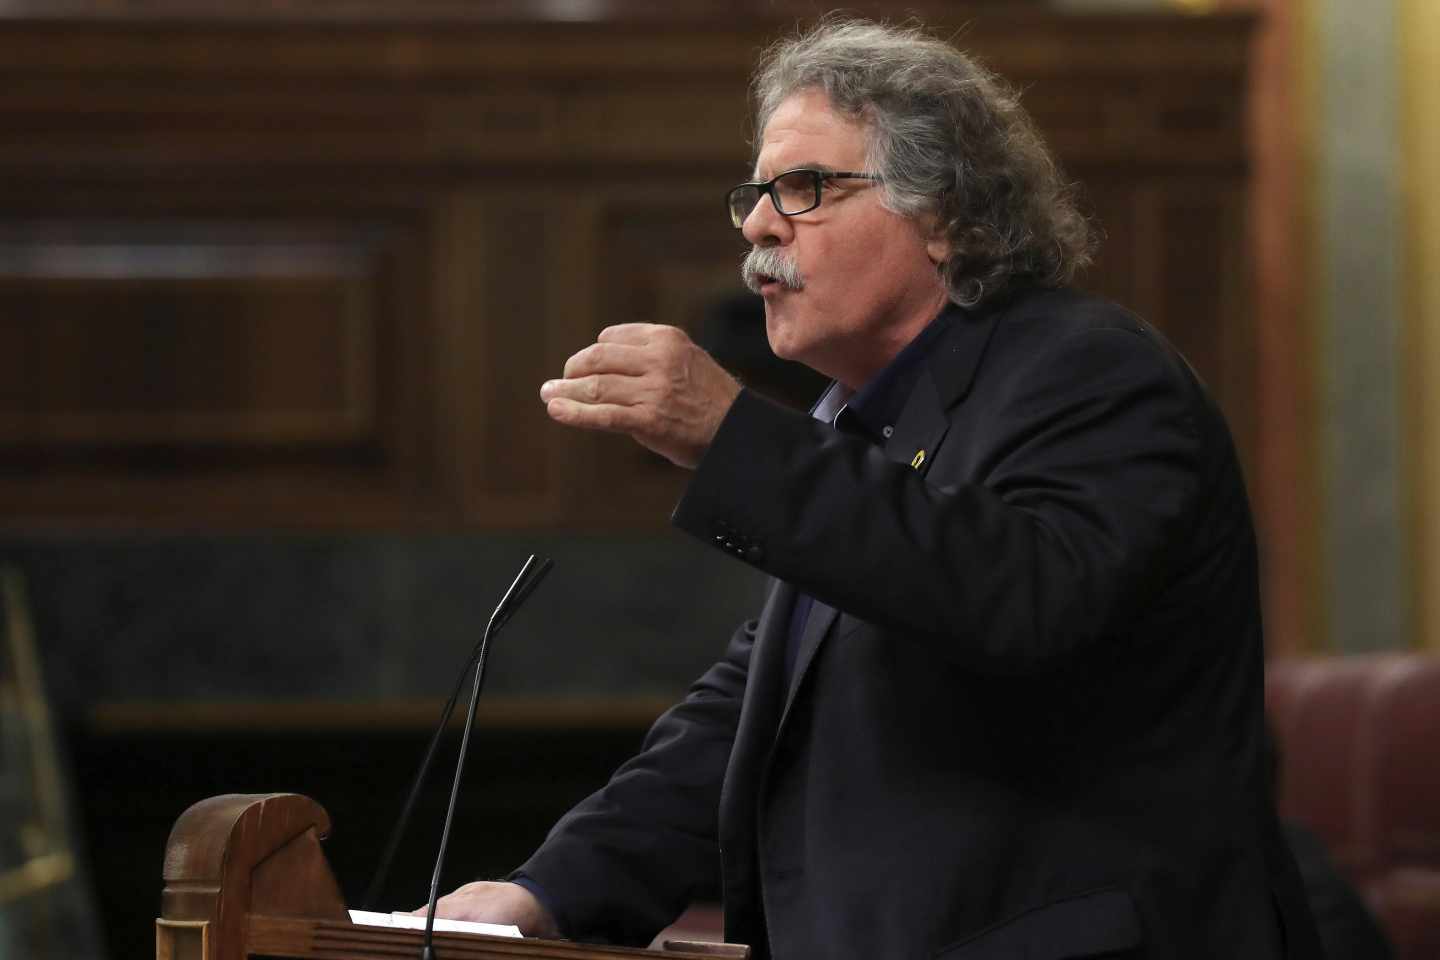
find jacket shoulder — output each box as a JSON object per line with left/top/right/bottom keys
{"left": 986, "top": 286, "right": 1198, "bottom": 385}
{"left": 995, "top": 286, "right": 1154, "bottom": 339}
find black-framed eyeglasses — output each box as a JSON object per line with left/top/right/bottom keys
{"left": 726, "top": 168, "right": 882, "bottom": 229}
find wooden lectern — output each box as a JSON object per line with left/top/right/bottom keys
{"left": 157, "top": 794, "right": 747, "bottom": 960}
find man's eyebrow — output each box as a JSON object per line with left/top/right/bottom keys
{"left": 751, "top": 161, "right": 840, "bottom": 179}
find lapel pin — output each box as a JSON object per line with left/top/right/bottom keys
{"left": 911, "top": 449, "right": 926, "bottom": 469}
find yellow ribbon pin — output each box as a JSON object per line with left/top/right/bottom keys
{"left": 910, "top": 449, "right": 926, "bottom": 469}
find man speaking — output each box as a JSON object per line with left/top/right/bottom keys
{"left": 430, "top": 18, "right": 1322, "bottom": 959}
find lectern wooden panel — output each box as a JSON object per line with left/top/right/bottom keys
{"left": 157, "top": 793, "right": 747, "bottom": 960}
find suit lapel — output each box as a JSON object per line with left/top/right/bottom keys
{"left": 774, "top": 386, "right": 941, "bottom": 720}
{"left": 779, "top": 598, "right": 839, "bottom": 722}
{"left": 721, "top": 579, "right": 796, "bottom": 820}
{"left": 926, "top": 299, "right": 1003, "bottom": 410}
{"left": 744, "top": 580, "right": 793, "bottom": 722}
{"left": 775, "top": 303, "right": 1004, "bottom": 720}
{"left": 775, "top": 362, "right": 948, "bottom": 723}
{"left": 883, "top": 367, "right": 951, "bottom": 479}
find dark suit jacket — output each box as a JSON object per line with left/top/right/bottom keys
{"left": 516, "top": 287, "right": 1323, "bottom": 959}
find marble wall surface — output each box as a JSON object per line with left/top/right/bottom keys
{"left": 2, "top": 531, "right": 769, "bottom": 718}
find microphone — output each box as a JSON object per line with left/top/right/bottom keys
{"left": 361, "top": 555, "right": 554, "bottom": 917}
{"left": 420, "top": 555, "right": 552, "bottom": 960}
{"left": 420, "top": 554, "right": 553, "bottom": 958}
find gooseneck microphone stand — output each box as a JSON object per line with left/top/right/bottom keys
{"left": 419, "top": 553, "right": 553, "bottom": 959}
{"left": 362, "top": 554, "right": 554, "bottom": 914}
{"left": 354, "top": 554, "right": 553, "bottom": 960}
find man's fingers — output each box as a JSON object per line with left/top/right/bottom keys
{"left": 595, "top": 323, "right": 662, "bottom": 345}
{"left": 545, "top": 397, "right": 649, "bottom": 434}
{"left": 540, "top": 323, "right": 735, "bottom": 469}
{"left": 562, "top": 341, "right": 651, "bottom": 379}
{"left": 540, "top": 373, "right": 647, "bottom": 407}
{"left": 408, "top": 881, "right": 557, "bottom": 937}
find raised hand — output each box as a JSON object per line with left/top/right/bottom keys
{"left": 539, "top": 324, "right": 741, "bottom": 469}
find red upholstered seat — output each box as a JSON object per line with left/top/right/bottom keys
{"left": 1267, "top": 655, "right": 1440, "bottom": 959}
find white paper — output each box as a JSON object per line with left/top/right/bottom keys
{"left": 348, "top": 908, "right": 522, "bottom": 939}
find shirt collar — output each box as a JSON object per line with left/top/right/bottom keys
{"left": 812, "top": 309, "right": 955, "bottom": 440}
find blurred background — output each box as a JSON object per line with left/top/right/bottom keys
{"left": 0, "top": 0, "right": 1436, "bottom": 956}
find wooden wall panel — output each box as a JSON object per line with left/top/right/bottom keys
{"left": 0, "top": 231, "right": 374, "bottom": 447}
{"left": 0, "top": 9, "right": 1258, "bottom": 530}
{"left": 456, "top": 195, "right": 564, "bottom": 526}
{"left": 0, "top": 191, "right": 453, "bottom": 524}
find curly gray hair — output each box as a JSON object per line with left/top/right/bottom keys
{"left": 752, "top": 18, "right": 1095, "bottom": 308}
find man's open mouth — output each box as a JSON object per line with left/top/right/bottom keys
{"left": 741, "top": 247, "right": 804, "bottom": 294}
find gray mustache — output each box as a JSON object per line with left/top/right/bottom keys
{"left": 741, "top": 246, "right": 805, "bottom": 294}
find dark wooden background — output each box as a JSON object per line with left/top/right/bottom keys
{"left": 0, "top": 4, "right": 1255, "bottom": 529}
{"left": 0, "top": 3, "right": 1258, "bottom": 956}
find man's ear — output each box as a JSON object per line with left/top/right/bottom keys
{"left": 921, "top": 214, "right": 950, "bottom": 265}
{"left": 926, "top": 233, "right": 950, "bottom": 265}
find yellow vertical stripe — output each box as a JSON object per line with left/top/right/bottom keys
{"left": 1296, "top": 0, "right": 1327, "bottom": 652}
{"left": 1297, "top": 0, "right": 1325, "bottom": 653}
{"left": 1401, "top": 0, "right": 1440, "bottom": 649}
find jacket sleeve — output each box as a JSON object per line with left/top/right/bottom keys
{"left": 509, "top": 617, "right": 755, "bottom": 946}
{"left": 672, "top": 325, "right": 1207, "bottom": 676}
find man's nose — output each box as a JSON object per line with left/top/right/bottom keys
{"left": 741, "top": 193, "right": 791, "bottom": 247}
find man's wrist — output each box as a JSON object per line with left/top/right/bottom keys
{"left": 508, "top": 874, "right": 562, "bottom": 938}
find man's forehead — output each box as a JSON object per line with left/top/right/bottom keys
{"left": 753, "top": 96, "right": 868, "bottom": 177}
